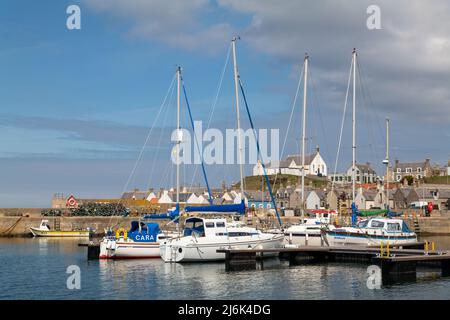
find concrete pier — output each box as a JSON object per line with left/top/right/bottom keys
{"left": 218, "top": 244, "right": 450, "bottom": 285}
{"left": 87, "top": 244, "right": 100, "bottom": 260}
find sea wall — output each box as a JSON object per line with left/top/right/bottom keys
{"left": 0, "top": 214, "right": 177, "bottom": 237}
{"left": 0, "top": 208, "right": 449, "bottom": 237}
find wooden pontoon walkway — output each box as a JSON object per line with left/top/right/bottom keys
{"left": 217, "top": 242, "right": 450, "bottom": 285}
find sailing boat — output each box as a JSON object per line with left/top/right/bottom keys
{"left": 99, "top": 67, "right": 184, "bottom": 259}
{"left": 159, "top": 37, "right": 284, "bottom": 262}
{"left": 323, "top": 49, "right": 417, "bottom": 246}
{"left": 281, "top": 54, "right": 335, "bottom": 246}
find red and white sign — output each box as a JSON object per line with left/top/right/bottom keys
{"left": 66, "top": 195, "right": 78, "bottom": 208}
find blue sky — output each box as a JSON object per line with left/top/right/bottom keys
{"left": 1, "top": 1, "right": 449, "bottom": 207}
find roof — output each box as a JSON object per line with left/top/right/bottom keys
{"left": 121, "top": 191, "right": 151, "bottom": 200}
{"left": 266, "top": 152, "right": 318, "bottom": 168}
{"left": 395, "top": 160, "right": 430, "bottom": 169}
{"left": 397, "top": 188, "right": 414, "bottom": 198}
{"left": 354, "top": 163, "right": 376, "bottom": 174}
{"left": 361, "top": 190, "right": 377, "bottom": 201}
{"left": 245, "top": 190, "right": 272, "bottom": 202}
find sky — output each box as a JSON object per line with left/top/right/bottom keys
{"left": 0, "top": 0, "right": 449, "bottom": 207}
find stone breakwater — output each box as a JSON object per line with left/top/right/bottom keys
{"left": 0, "top": 209, "right": 450, "bottom": 237}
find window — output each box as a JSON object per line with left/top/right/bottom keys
{"left": 205, "top": 222, "right": 215, "bottom": 228}
{"left": 406, "top": 168, "right": 412, "bottom": 173}
{"left": 357, "top": 220, "right": 369, "bottom": 228}
{"left": 370, "top": 220, "right": 385, "bottom": 228}
{"left": 417, "top": 167, "right": 422, "bottom": 173}
{"left": 396, "top": 175, "right": 401, "bottom": 181}
{"left": 387, "top": 223, "right": 401, "bottom": 232}
{"left": 417, "top": 174, "right": 422, "bottom": 180}
{"left": 216, "top": 222, "right": 225, "bottom": 228}
{"left": 397, "top": 168, "right": 401, "bottom": 173}
{"left": 228, "top": 232, "right": 256, "bottom": 237}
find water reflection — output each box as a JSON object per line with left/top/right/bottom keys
{"left": 1, "top": 237, "right": 450, "bottom": 300}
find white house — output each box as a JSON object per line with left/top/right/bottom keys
{"left": 222, "top": 192, "right": 235, "bottom": 203}
{"left": 305, "top": 190, "right": 322, "bottom": 210}
{"left": 146, "top": 192, "right": 157, "bottom": 202}
{"left": 253, "top": 146, "right": 327, "bottom": 177}
{"left": 186, "top": 193, "right": 210, "bottom": 204}
{"left": 346, "top": 163, "right": 377, "bottom": 184}
{"left": 158, "top": 190, "right": 173, "bottom": 204}
{"left": 354, "top": 188, "right": 377, "bottom": 210}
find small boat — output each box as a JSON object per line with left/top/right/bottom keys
{"left": 284, "top": 218, "right": 324, "bottom": 246}
{"left": 99, "top": 221, "right": 175, "bottom": 259}
{"left": 160, "top": 216, "right": 284, "bottom": 262}
{"left": 30, "top": 220, "right": 89, "bottom": 237}
{"left": 275, "top": 211, "right": 337, "bottom": 246}
{"left": 323, "top": 217, "right": 417, "bottom": 246}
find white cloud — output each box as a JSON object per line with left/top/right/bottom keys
{"left": 86, "top": 0, "right": 235, "bottom": 53}
{"left": 85, "top": 0, "right": 450, "bottom": 123}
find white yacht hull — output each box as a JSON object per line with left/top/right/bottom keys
{"left": 284, "top": 231, "right": 324, "bottom": 246}
{"left": 160, "top": 234, "right": 284, "bottom": 262}
{"left": 99, "top": 239, "right": 160, "bottom": 259}
{"left": 324, "top": 230, "right": 417, "bottom": 246}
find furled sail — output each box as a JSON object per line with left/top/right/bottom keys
{"left": 143, "top": 204, "right": 180, "bottom": 220}
{"left": 185, "top": 200, "right": 245, "bottom": 215}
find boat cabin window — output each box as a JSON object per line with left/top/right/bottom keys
{"left": 357, "top": 220, "right": 368, "bottom": 228}
{"left": 387, "top": 222, "right": 401, "bottom": 232}
{"left": 228, "top": 232, "right": 256, "bottom": 237}
{"left": 205, "top": 222, "right": 215, "bottom": 228}
{"left": 370, "top": 220, "right": 385, "bottom": 228}
{"left": 184, "top": 219, "right": 205, "bottom": 237}
{"left": 216, "top": 222, "right": 225, "bottom": 228}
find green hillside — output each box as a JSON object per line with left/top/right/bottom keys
{"left": 424, "top": 176, "right": 450, "bottom": 185}
{"left": 233, "top": 174, "right": 328, "bottom": 191}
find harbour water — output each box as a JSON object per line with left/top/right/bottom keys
{"left": 1, "top": 236, "right": 450, "bottom": 300}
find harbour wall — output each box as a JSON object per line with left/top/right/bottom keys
{"left": 0, "top": 209, "right": 449, "bottom": 237}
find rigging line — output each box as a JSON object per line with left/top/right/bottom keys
{"left": 356, "top": 58, "right": 385, "bottom": 143}
{"left": 108, "top": 74, "right": 176, "bottom": 223}
{"left": 272, "top": 63, "right": 305, "bottom": 192}
{"left": 331, "top": 56, "right": 354, "bottom": 191}
{"left": 146, "top": 78, "right": 177, "bottom": 190}
{"left": 309, "top": 65, "right": 332, "bottom": 164}
{"left": 189, "top": 43, "right": 232, "bottom": 189}
{"left": 121, "top": 74, "right": 176, "bottom": 196}
{"left": 182, "top": 79, "right": 213, "bottom": 204}
{"left": 356, "top": 59, "right": 383, "bottom": 172}
{"left": 157, "top": 79, "right": 178, "bottom": 190}
{"left": 239, "top": 79, "right": 283, "bottom": 228}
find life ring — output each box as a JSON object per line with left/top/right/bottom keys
{"left": 115, "top": 228, "right": 127, "bottom": 240}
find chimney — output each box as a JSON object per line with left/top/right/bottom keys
{"left": 316, "top": 145, "right": 320, "bottom": 153}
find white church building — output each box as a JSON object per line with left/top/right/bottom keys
{"left": 252, "top": 146, "right": 327, "bottom": 177}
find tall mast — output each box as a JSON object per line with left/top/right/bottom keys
{"left": 301, "top": 54, "right": 308, "bottom": 220}
{"left": 176, "top": 66, "right": 181, "bottom": 204}
{"left": 385, "top": 118, "right": 390, "bottom": 210}
{"left": 352, "top": 49, "right": 357, "bottom": 202}
{"left": 232, "top": 36, "right": 245, "bottom": 199}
